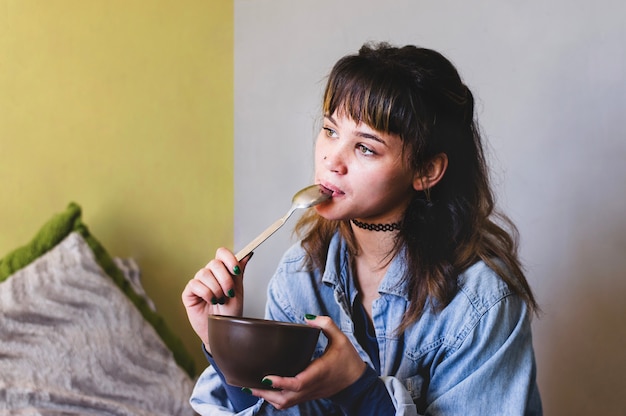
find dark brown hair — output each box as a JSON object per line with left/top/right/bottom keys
{"left": 296, "top": 42, "right": 538, "bottom": 332}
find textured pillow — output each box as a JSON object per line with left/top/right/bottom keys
{"left": 0, "top": 203, "right": 196, "bottom": 415}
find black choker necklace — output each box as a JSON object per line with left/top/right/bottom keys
{"left": 351, "top": 219, "right": 402, "bottom": 232}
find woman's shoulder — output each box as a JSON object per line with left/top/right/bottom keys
{"left": 268, "top": 234, "right": 345, "bottom": 299}
{"left": 455, "top": 260, "right": 521, "bottom": 316}
{"left": 268, "top": 241, "right": 317, "bottom": 293}
{"left": 274, "top": 232, "right": 345, "bottom": 275}
{"left": 431, "top": 260, "right": 531, "bottom": 349}
{"left": 408, "top": 260, "right": 530, "bottom": 357}
{"left": 274, "top": 241, "right": 309, "bottom": 273}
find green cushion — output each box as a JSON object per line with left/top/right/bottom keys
{"left": 0, "top": 202, "right": 195, "bottom": 378}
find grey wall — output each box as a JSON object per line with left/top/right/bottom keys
{"left": 234, "top": 1, "right": 626, "bottom": 414}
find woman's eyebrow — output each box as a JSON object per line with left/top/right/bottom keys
{"left": 324, "top": 115, "right": 337, "bottom": 125}
{"left": 356, "top": 130, "right": 386, "bottom": 144}
{"left": 324, "top": 114, "right": 388, "bottom": 145}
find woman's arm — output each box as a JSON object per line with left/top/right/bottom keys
{"left": 190, "top": 363, "right": 263, "bottom": 416}
{"left": 331, "top": 365, "right": 396, "bottom": 415}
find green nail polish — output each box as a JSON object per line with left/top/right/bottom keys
{"left": 227, "top": 289, "right": 235, "bottom": 298}
{"left": 305, "top": 314, "right": 317, "bottom": 320}
{"left": 217, "top": 297, "right": 226, "bottom": 305}
{"left": 241, "top": 387, "right": 252, "bottom": 395}
{"left": 233, "top": 265, "right": 241, "bottom": 275}
{"left": 211, "top": 297, "right": 218, "bottom": 305}
{"left": 261, "top": 378, "right": 272, "bottom": 387}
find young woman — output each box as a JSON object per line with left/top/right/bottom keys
{"left": 182, "top": 42, "right": 542, "bottom": 415}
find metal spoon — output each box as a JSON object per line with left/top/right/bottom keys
{"left": 235, "top": 184, "right": 332, "bottom": 261}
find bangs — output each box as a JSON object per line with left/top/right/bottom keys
{"left": 322, "top": 57, "right": 417, "bottom": 138}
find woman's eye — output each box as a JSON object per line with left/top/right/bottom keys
{"left": 357, "top": 144, "right": 375, "bottom": 155}
{"left": 323, "top": 127, "right": 338, "bottom": 138}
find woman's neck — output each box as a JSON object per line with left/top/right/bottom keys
{"left": 352, "top": 225, "right": 398, "bottom": 265}
{"left": 352, "top": 226, "right": 399, "bottom": 322}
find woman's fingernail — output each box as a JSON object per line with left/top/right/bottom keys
{"left": 217, "top": 297, "right": 226, "bottom": 305}
{"left": 210, "top": 297, "right": 218, "bottom": 305}
{"left": 305, "top": 314, "right": 317, "bottom": 320}
{"left": 241, "top": 387, "right": 252, "bottom": 395}
{"left": 227, "top": 289, "right": 235, "bottom": 298}
{"left": 261, "top": 378, "right": 272, "bottom": 387}
{"left": 233, "top": 265, "right": 241, "bottom": 275}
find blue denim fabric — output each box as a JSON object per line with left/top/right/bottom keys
{"left": 190, "top": 233, "right": 542, "bottom": 415}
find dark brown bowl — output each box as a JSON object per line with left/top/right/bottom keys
{"left": 207, "top": 315, "right": 321, "bottom": 389}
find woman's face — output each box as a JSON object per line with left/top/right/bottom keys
{"left": 314, "top": 111, "right": 417, "bottom": 223}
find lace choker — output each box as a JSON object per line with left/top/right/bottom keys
{"left": 351, "top": 219, "right": 402, "bottom": 232}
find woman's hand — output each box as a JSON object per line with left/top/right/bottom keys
{"left": 181, "top": 248, "right": 252, "bottom": 351}
{"left": 250, "top": 315, "right": 367, "bottom": 410}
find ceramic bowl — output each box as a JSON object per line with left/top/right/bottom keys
{"left": 207, "top": 314, "right": 321, "bottom": 389}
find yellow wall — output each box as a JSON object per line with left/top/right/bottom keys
{"left": 0, "top": 0, "right": 233, "bottom": 369}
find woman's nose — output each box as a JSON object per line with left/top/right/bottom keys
{"left": 323, "top": 149, "right": 348, "bottom": 174}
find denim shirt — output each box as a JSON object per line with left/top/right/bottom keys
{"left": 190, "top": 233, "right": 542, "bottom": 415}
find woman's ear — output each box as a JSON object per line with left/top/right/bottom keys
{"left": 413, "top": 153, "right": 448, "bottom": 191}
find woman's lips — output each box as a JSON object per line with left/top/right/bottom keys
{"left": 318, "top": 182, "right": 344, "bottom": 197}
{"left": 318, "top": 184, "right": 333, "bottom": 197}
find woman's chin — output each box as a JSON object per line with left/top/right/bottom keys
{"left": 314, "top": 205, "right": 351, "bottom": 222}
